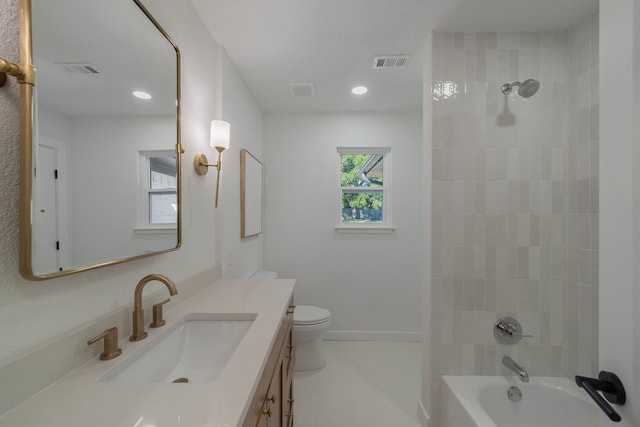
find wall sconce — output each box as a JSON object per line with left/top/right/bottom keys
{"left": 194, "top": 120, "right": 230, "bottom": 208}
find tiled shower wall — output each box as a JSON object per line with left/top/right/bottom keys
{"left": 431, "top": 13, "right": 598, "bottom": 423}
{"left": 431, "top": 29, "right": 568, "bottom": 381}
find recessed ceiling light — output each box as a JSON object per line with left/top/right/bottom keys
{"left": 133, "top": 90, "right": 152, "bottom": 100}
{"left": 351, "top": 86, "right": 368, "bottom": 95}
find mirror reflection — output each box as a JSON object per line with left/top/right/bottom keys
{"left": 26, "top": 0, "right": 180, "bottom": 278}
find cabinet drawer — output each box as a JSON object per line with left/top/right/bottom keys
{"left": 259, "top": 363, "right": 282, "bottom": 426}
{"left": 242, "top": 294, "right": 295, "bottom": 427}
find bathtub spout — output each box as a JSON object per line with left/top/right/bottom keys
{"left": 502, "top": 356, "right": 529, "bottom": 382}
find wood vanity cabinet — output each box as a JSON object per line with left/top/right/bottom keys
{"left": 243, "top": 298, "right": 294, "bottom": 427}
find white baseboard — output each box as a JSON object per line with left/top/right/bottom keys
{"left": 323, "top": 330, "right": 422, "bottom": 342}
{"left": 417, "top": 399, "right": 430, "bottom": 427}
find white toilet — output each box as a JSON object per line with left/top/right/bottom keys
{"left": 293, "top": 305, "right": 331, "bottom": 371}
{"left": 250, "top": 270, "right": 331, "bottom": 371}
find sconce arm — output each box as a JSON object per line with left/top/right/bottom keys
{"left": 194, "top": 151, "right": 224, "bottom": 175}
{"left": 194, "top": 142, "right": 227, "bottom": 208}
{"left": 0, "top": 58, "right": 35, "bottom": 86}
{"left": 205, "top": 159, "right": 222, "bottom": 170}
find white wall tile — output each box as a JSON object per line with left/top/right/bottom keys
{"left": 464, "top": 32, "right": 477, "bottom": 50}
{"left": 431, "top": 22, "right": 598, "bottom": 387}
{"left": 498, "top": 32, "right": 520, "bottom": 50}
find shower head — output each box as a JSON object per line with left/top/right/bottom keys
{"left": 518, "top": 79, "right": 540, "bottom": 98}
{"left": 501, "top": 79, "right": 540, "bottom": 98}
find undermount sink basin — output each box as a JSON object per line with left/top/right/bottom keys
{"left": 101, "top": 313, "right": 256, "bottom": 384}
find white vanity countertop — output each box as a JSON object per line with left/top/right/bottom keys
{"left": 0, "top": 278, "right": 295, "bottom": 427}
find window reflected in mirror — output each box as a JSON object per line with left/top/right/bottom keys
{"left": 147, "top": 154, "right": 177, "bottom": 226}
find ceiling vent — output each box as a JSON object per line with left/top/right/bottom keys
{"left": 56, "top": 62, "right": 100, "bottom": 74}
{"left": 372, "top": 55, "right": 411, "bottom": 69}
{"left": 288, "top": 82, "right": 315, "bottom": 97}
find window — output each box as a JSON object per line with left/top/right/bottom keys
{"left": 336, "top": 147, "right": 393, "bottom": 232}
{"left": 137, "top": 150, "right": 177, "bottom": 231}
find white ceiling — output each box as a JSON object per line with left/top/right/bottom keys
{"left": 189, "top": 0, "right": 598, "bottom": 113}
{"left": 33, "top": 0, "right": 177, "bottom": 118}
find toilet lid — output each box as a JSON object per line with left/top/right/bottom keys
{"left": 294, "top": 305, "right": 331, "bottom": 325}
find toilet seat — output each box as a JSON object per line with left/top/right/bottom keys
{"left": 294, "top": 305, "right": 331, "bottom": 326}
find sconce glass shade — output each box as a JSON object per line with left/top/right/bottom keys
{"left": 210, "top": 120, "right": 230, "bottom": 150}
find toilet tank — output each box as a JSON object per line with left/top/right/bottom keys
{"left": 251, "top": 270, "right": 278, "bottom": 279}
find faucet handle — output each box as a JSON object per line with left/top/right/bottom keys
{"left": 494, "top": 316, "right": 532, "bottom": 344}
{"left": 88, "top": 327, "right": 122, "bottom": 360}
{"left": 150, "top": 298, "right": 171, "bottom": 328}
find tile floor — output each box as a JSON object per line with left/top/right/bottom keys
{"left": 293, "top": 340, "right": 423, "bottom": 427}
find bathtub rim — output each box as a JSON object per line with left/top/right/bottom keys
{"left": 441, "top": 375, "right": 595, "bottom": 427}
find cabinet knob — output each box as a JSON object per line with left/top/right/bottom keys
{"left": 285, "top": 344, "right": 294, "bottom": 359}
{"left": 266, "top": 394, "right": 277, "bottom": 404}
{"left": 287, "top": 305, "right": 296, "bottom": 315}
{"left": 262, "top": 407, "right": 272, "bottom": 417}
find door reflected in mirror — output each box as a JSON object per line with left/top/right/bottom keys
{"left": 22, "top": 0, "right": 181, "bottom": 279}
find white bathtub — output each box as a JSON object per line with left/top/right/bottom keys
{"left": 441, "top": 375, "right": 600, "bottom": 427}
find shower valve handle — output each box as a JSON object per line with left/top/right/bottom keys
{"left": 496, "top": 321, "right": 517, "bottom": 336}
{"left": 494, "top": 316, "right": 530, "bottom": 344}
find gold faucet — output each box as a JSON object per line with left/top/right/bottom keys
{"left": 130, "top": 274, "right": 178, "bottom": 341}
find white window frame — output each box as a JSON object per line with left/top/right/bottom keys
{"left": 335, "top": 147, "right": 394, "bottom": 233}
{"left": 134, "top": 150, "right": 177, "bottom": 234}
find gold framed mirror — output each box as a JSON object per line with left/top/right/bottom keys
{"left": 9, "top": 0, "right": 182, "bottom": 280}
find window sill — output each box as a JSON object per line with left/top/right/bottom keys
{"left": 334, "top": 224, "right": 396, "bottom": 234}
{"left": 133, "top": 226, "right": 177, "bottom": 235}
